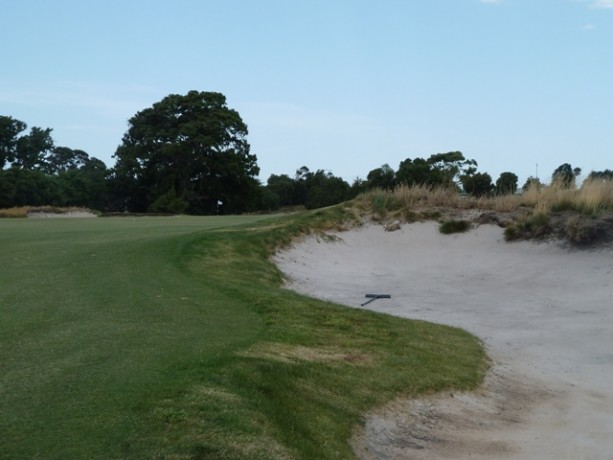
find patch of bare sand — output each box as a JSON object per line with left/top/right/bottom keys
{"left": 274, "top": 222, "right": 613, "bottom": 460}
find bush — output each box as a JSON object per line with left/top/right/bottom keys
{"left": 260, "top": 189, "right": 280, "bottom": 211}
{"left": 461, "top": 172, "right": 493, "bottom": 197}
{"left": 503, "top": 225, "right": 522, "bottom": 241}
{"left": 439, "top": 219, "right": 471, "bottom": 234}
{"left": 565, "top": 215, "right": 602, "bottom": 245}
{"left": 147, "top": 189, "right": 188, "bottom": 214}
{"left": 504, "top": 212, "right": 550, "bottom": 241}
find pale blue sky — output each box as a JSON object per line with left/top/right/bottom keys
{"left": 1, "top": 0, "right": 612, "bottom": 185}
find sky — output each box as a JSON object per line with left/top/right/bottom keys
{"left": 1, "top": 0, "right": 612, "bottom": 186}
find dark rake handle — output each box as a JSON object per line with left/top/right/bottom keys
{"left": 361, "top": 294, "right": 391, "bottom": 306}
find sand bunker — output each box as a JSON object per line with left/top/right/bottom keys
{"left": 274, "top": 222, "right": 613, "bottom": 459}
{"left": 27, "top": 211, "right": 97, "bottom": 218}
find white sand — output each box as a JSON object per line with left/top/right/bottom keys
{"left": 274, "top": 222, "right": 613, "bottom": 459}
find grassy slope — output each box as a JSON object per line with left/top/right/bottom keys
{"left": 0, "top": 211, "right": 487, "bottom": 459}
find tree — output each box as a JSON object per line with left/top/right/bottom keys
{"left": 495, "top": 172, "right": 518, "bottom": 195}
{"left": 57, "top": 157, "right": 109, "bottom": 209}
{"left": 0, "top": 115, "right": 109, "bottom": 210}
{"left": 111, "top": 91, "right": 259, "bottom": 214}
{"left": 366, "top": 164, "right": 395, "bottom": 190}
{"left": 0, "top": 116, "right": 55, "bottom": 171}
{"left": 292, "top": 166, "right": 312, "bottom": 205}
{"left": 266, "top": 174, "right": 300, "bottom": 207}
{"left": 426, "top": 151, "right": 477, "bottom": 187}
{"left": 461, "top": 172, "right": 493, "bottom": 197}
{"left": 260, "top": 187, "right": 281, "bottom": 211}
{"left": 349, "top": 177, "right": 367, "bottom": 197}
{"left": 395, "top": 152, "right": 477, "bottom": 188}
{"left": 0, "top": 168, "right": 59, "bottom": 207}
{"left": 0, "top": 116, "right": 27, "bottom": 168}
{"left": 587, "top": 169, "right": 613, "bottom": 181}
{"left": 396, "top": 157, "right": 433, "bottom": 186}
{"left": 47, "top": 147, "right": 90, "bottom": 174}
{"left": 552, "top": 163, "right": 581, "bottom": 188}
{"left": 522, "top": 176, "right": 542, "bottom": 192}
{"left": 303, "top": 170, "right": 350, "bottom": 209}
{"left": 14, "top": 126, "right": 55, "bottom": 171}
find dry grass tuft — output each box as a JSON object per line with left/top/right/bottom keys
{"left": 238, "top": 342, "right": 373, "bottom": 366}
{"left": 393, "top": 184, "right": 467, "bottom": 209}
{"left": 355, "top": 179, "right": 613, "bottom": 218}
{"left": 575, "top": 179, "right": 613, "bottom": 215}
{"left": 0, "top": 207, "right": 30, "bottom": 218}
{"left": 351, "top": 179, "right": 613, "bottom": 245}
{"left": 0, "top": 205, "right": 94, "bottom": 218}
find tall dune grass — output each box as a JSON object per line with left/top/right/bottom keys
{"left": 574, "top": 179, "right": 613, "bottom": 215}
{"left": 356, "top": 179, "right": 613, "bottom": 218}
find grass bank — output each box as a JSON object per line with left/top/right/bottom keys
{"left": 0, "top": 210, "right": 487, "bottom": 459}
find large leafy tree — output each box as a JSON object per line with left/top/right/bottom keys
{"left": 47, "top": 147, "right": 90, "bottom": 174}
{"left": 366, "top": 163, "right": 396, "bottom": 190}
{"left": 0, "top": 116, "right": 27, "bottom": 168}
{"left": 587, "top": 169, "right": 613, "bottom": 181}
{"left": 262, "top": 167, "right": 352, "bottom": 211}
{"left": 1, "top": 114, "right": 109, "bottom": 209}
{"left": 14, "top": 126, "right": 55, "bottom": 170}
{"left": 396, "top": 157, "right": 433, "bottom": 186}
{"left": 303, "top": 169, "right": 351, "bottom": 210}
{"left": 426, "top": 151, "right": 477, "bottom": 187}
{"left": 56, "top": 157, "right": 109, "bottom": 209}
{"left": 394, "top": 152, "right": 477, "bottom": 189}
{"left": 522, "top": 176, "right": 542, "bottom": 191}
{"left": 461, "top": 172, "right": 493, "bottom": 197}
{"left": 111, "top": 91, "right": 259, "bottom": 214}
{"left": 0, "top": 116, "right": 55, "bottom": 171}
{"left": 495, "top": 172, "right": 518, "bottom": 195}
{"left": 266, "top": 174, "right": 301, "bottom": 207}
{"left": 552, "top": 163, "right": 581, "bottom": 188}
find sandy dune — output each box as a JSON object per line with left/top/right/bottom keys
{"left": 274, "top": 222, "right": 613, "bottom": 460}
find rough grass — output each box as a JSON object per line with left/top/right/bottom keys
{"left": 354, "top": 181, "right": 613, "bottom": 245}
{"left": 0, "top": 210, "right": 487, "bottom": 459}
{"left": 356, "top": 180, "right": 613, "bottom": 217}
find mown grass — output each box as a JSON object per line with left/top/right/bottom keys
{"left": 0, "top": 210, "right": 487, "bottom": 459}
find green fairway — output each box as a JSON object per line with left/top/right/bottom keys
{"left": 0, "top": 212, "right": 487, "bottom": 459}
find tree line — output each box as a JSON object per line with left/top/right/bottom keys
{"left": 1, "top": 90, "right": 609, "bottom": 214}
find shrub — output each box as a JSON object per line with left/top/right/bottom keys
{"left": 260, "top": 189, "right": 280, "bottom": 211}
{"left": 504, "top": 225, "right": 522, "bottom": 241}
{"left": 147, "top": 189, "right": 188, "bottom": 214}
{"left": 565, "top": 216, "right": 589, "bottom": 244}
{"left": 503, "top": 212, "right": 550, "bottom": 241}
{"left": 439, "top": 219, "right": 471, "bottom": 234}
